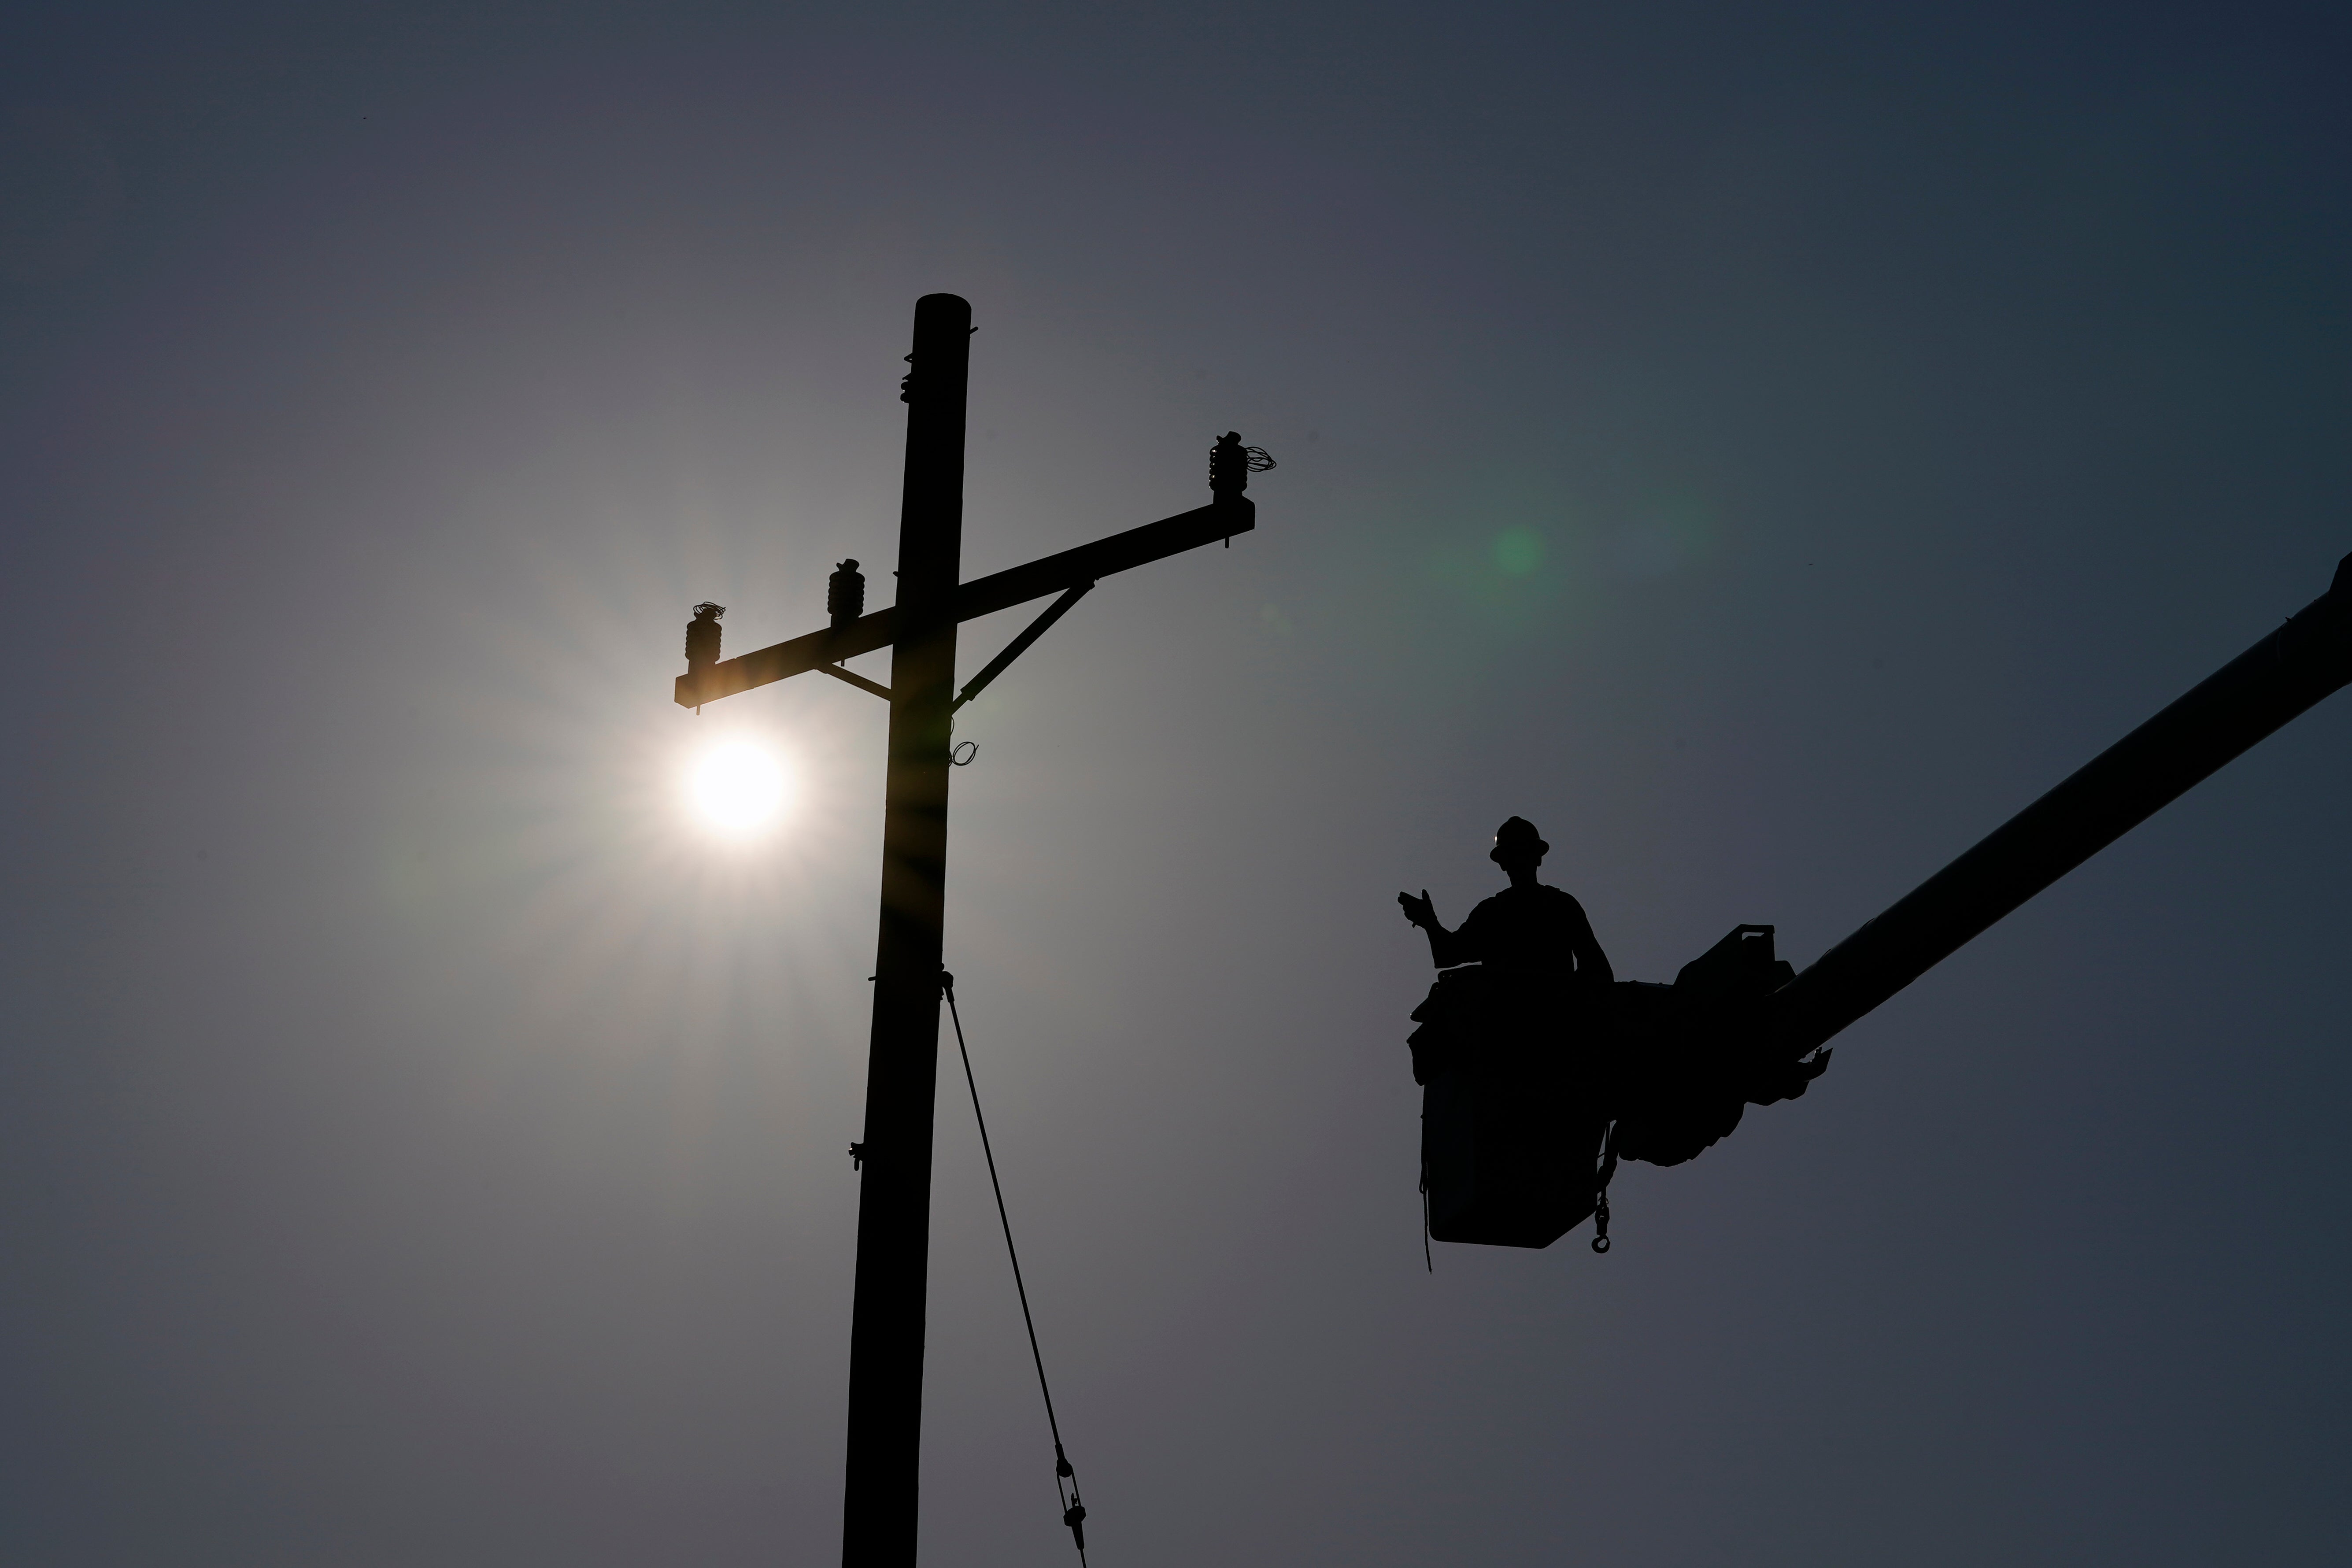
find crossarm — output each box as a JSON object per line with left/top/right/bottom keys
{"left": 675, "top": 497, "right": 1254, "bottom": 708}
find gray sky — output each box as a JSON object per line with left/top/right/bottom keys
{"left": 4, "top": 4, "right": 2348, "bottom": 1564}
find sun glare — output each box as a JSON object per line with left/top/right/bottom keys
{"left": 692, "top": 740, "right": 791, "bottom": 836}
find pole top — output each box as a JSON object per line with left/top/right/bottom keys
{"left": 914, "top": 293, "right": 973, "bottom": 327}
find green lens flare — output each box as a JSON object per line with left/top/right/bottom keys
{"left": 1493, "top": 525, "right": 1545, "bottom": 577}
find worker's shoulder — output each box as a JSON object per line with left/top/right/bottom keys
{"left": 1531, "top": 884, "right": 1591, "bottom": 917}
{"left": 1471, "top": 884, "right": 1585, "bottom": 917}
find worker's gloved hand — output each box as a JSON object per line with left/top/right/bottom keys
{"left": 1398, "top": 889, "right": 1439, "bottom": 931}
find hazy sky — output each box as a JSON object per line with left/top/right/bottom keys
{"left": 4, "top": 4, "right": 2348, "bottom": 1564}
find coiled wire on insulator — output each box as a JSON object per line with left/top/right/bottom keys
{"left": 828, "top": 560, "right": 866, "bottom": 631}
{"left": 1209, "top": 431, "right": 1276, "bottom": 498}
{"left": 685, "top": 602, "right": 725, "bottom": 671}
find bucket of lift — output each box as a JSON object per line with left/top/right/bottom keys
{"left": 1412, "top": 964, "right": 1606, "bottom": 1248}
{"left": 1412, "top": 924, "right": 1818, "bottom": 1249}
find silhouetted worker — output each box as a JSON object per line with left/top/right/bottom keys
{"left": 1398, "top": 817, "right": 1617, "bottom": 1228}
{"left": 1398, "top": 816, "right": 1612, "bottom": 990}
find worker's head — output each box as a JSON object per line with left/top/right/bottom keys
{"left": 1490, "top": 816, "right": 1549, "bottom": 873}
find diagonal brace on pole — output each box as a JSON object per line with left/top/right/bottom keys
{"left": 953, "top": 583, "right": 1092, "bottom": 714}
{"left": 819, "top": 663, "right": 894, "bottom": 702}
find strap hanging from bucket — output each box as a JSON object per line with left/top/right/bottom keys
{"left": 1592, "top": 1121, "right": 1620, "bottom": 1255}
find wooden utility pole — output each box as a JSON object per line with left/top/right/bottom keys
{"left": 671, "top": 294, "right": 1266, "bottom": 1567}
{"left": 839, "top": 288, "right": 966, "bottom": 1568}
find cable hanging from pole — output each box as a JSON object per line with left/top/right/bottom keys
{"left": 941, "top": 970, "right": 1090, "bottom": 1564}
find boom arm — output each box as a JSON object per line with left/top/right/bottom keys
{"left": 1764, "top": 551, "right": 2352, "bottom": 1061}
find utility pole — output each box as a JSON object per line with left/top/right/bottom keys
{"left": 840, "top": 288, "right": 965, "bottom": 1568}
{"left": 671, "top": 294, "right": 1268, "bottom": 1568}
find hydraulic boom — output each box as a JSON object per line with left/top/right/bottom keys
{"left": 1764, "top": 550, "right": 2352, "bottom": 1062}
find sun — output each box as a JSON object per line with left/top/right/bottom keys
{"left": 691, "top": 740, "right": 791, "bottom": 836}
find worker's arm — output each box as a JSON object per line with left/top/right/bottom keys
{"left": 1567, "top": 895, "right": 1613, "bottom": 987}
{"left": 1398, "top": 889, "right": 1474, "bottom": 968}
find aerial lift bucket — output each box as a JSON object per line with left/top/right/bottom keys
{"left": 1415, "top": 926, "right": 1801, "bottom": 1248}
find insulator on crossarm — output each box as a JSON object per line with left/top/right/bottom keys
{"left": 1210, "top": 431, "right": 1247, "bottom": 498}
{"left": 828, "top": 559, "right": 866, "bottom": 631}
{"left": 685, "top": 602, "right": 725, "bottom": 672}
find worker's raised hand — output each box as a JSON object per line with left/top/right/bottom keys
{"left": 1398, "top": 889, "right": 1438, "bottom": 931}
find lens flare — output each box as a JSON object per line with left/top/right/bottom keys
{"left": 692, "top": 741, "right": 790, "bottom": 835}
{"left": 1493, "top": 525, "right": 1546, "bottom": 577}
